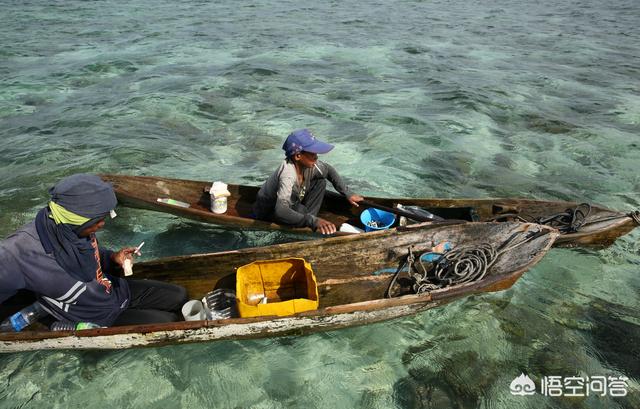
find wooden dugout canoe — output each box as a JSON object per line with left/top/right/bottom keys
{"left": 100, "top": 174, "right": 639, "bottom": 247}
{"left": 0, "top": 221, "right": 557, "bottom": 352}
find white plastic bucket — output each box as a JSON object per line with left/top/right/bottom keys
{"left": 209, "top": 181, "right": 230, "bottom": 214}
{"left": 211, "top": 196, "right": 227, "bottom": 214}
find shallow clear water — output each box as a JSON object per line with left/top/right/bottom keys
{"left": 1, "top": 0, "right": 639, "bottom": 407}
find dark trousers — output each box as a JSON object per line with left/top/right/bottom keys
{"left": 286, "top": 179, "right": 327, "bottom": 227}
{"left": 113, "top": 279, "right": 188, "bottom": 326}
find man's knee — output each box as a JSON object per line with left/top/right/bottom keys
{"left": 169, "top": 285, "right": 188, "bottom": 311}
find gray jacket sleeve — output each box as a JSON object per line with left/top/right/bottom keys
{"left": 318, "top": 162, "right": 353, "bottom": 198}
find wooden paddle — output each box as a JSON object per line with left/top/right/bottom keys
{"left": 359, "top": 199, "right": 439, "bottom": 223}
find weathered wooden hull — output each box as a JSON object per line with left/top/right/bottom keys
{"left": 100, "top": 174, "right": 639, "bottom": 247}
{"left": 0, "top": 222, "right": 557, "bottom": 352}
{"left": 0, "top": 287, "right": 498, "bottom": 352}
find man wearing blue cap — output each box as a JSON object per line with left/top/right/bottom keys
{"left": 253, "top": 129, "right": 363, "bottom": 234}
{"left": 0, "top": 174, "right": 187, "bottom": 329}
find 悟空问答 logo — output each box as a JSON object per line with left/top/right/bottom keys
{"left": 510, "top": 373, "right": 536, "bottom": 396}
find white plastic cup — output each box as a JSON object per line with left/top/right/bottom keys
{"left": 181, "top": 300, "right": 206, "bottom": 321}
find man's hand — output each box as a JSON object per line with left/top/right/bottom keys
{"left": 316, "top": 218, "right": 337, "bottom": 235}
{"left": 111, "top": 247, "right": 137, "bottom": 267}
{"left": 348, "top": 194, "right": 364, "bottom": 207}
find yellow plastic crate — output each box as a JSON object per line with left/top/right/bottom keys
{"left": 236, "top": 258, "right": 319, "bottom": 318}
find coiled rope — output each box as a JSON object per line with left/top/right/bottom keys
{"left": 533, "top": 203, "right": 591, "bottom": 233}
{"left": 411, "top": 244, "right": 497, "bottom": 294}
{"left": 386, "top": 229, "right": 549, "bottom": 297}
{"left": 491, "top": 204, "right": 640, "bottom": 232}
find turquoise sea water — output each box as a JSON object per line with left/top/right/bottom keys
{"left": 1, "top": 0, "right": 639, "bottom": 407}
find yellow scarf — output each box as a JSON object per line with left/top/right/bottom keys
{"left": 48, "top": 201, "right": 90, "bottom": 226}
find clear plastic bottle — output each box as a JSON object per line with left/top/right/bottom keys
{"left": 76, "top": 322, "right": 101, "bottom": 330}
{"left": 50, "top": 321, "right": 102, "bottom": 331}
{"left": 0, "top": 302, "right": 48, "bottom": 332}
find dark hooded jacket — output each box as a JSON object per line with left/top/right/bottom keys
{"left": 0, "top": 174, "right": 130, "bottom": 326}
{"left": 0, "top": 222, "right": 130, "bottom": 326}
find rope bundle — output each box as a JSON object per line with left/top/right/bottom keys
{"left": 532, "top": 204, "right": 640, "bottom": 231}
{"left": 412, "top": 244, "right": 496, "bottom": 294}
{"left": 489, "top": 203, "right": 592, "bottom": 232}
{"left": 533, "top": 203, "right": 591, "bottom": 233}
{"left": 490, "top": 204, "right": 640, "bottom": 233}
{"left": 386, "top": 229, "right": 549, "bottom": 297}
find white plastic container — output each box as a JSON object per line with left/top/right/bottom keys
{"left": 181, "top": 300, "right": 207, "bottom": 321}
{"left": 209, "top": 181, "right": 231, "bottom": 214}
{"left": 123, "top": 258, "right": 134, "bottom": 276}
{"left": 339, "top": 223, "right": 365, "bottom": 234}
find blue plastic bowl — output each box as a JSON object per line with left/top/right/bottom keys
{"left": 360, "top": 208, "right": 397, "bottom": 232}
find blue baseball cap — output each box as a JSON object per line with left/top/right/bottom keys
{"left": 282, "top": 129, "right": 334, "bottom": 157}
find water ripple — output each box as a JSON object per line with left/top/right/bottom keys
{"left": 1, "top": 0, "right": 640, "bottom": 408}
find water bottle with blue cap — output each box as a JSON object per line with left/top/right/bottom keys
{"left": 0, "top": 302, "right": 48, "bottom": 332}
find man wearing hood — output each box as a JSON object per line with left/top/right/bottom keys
{"left": 0, "top": 173, "right": 187, "bottom": 328}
